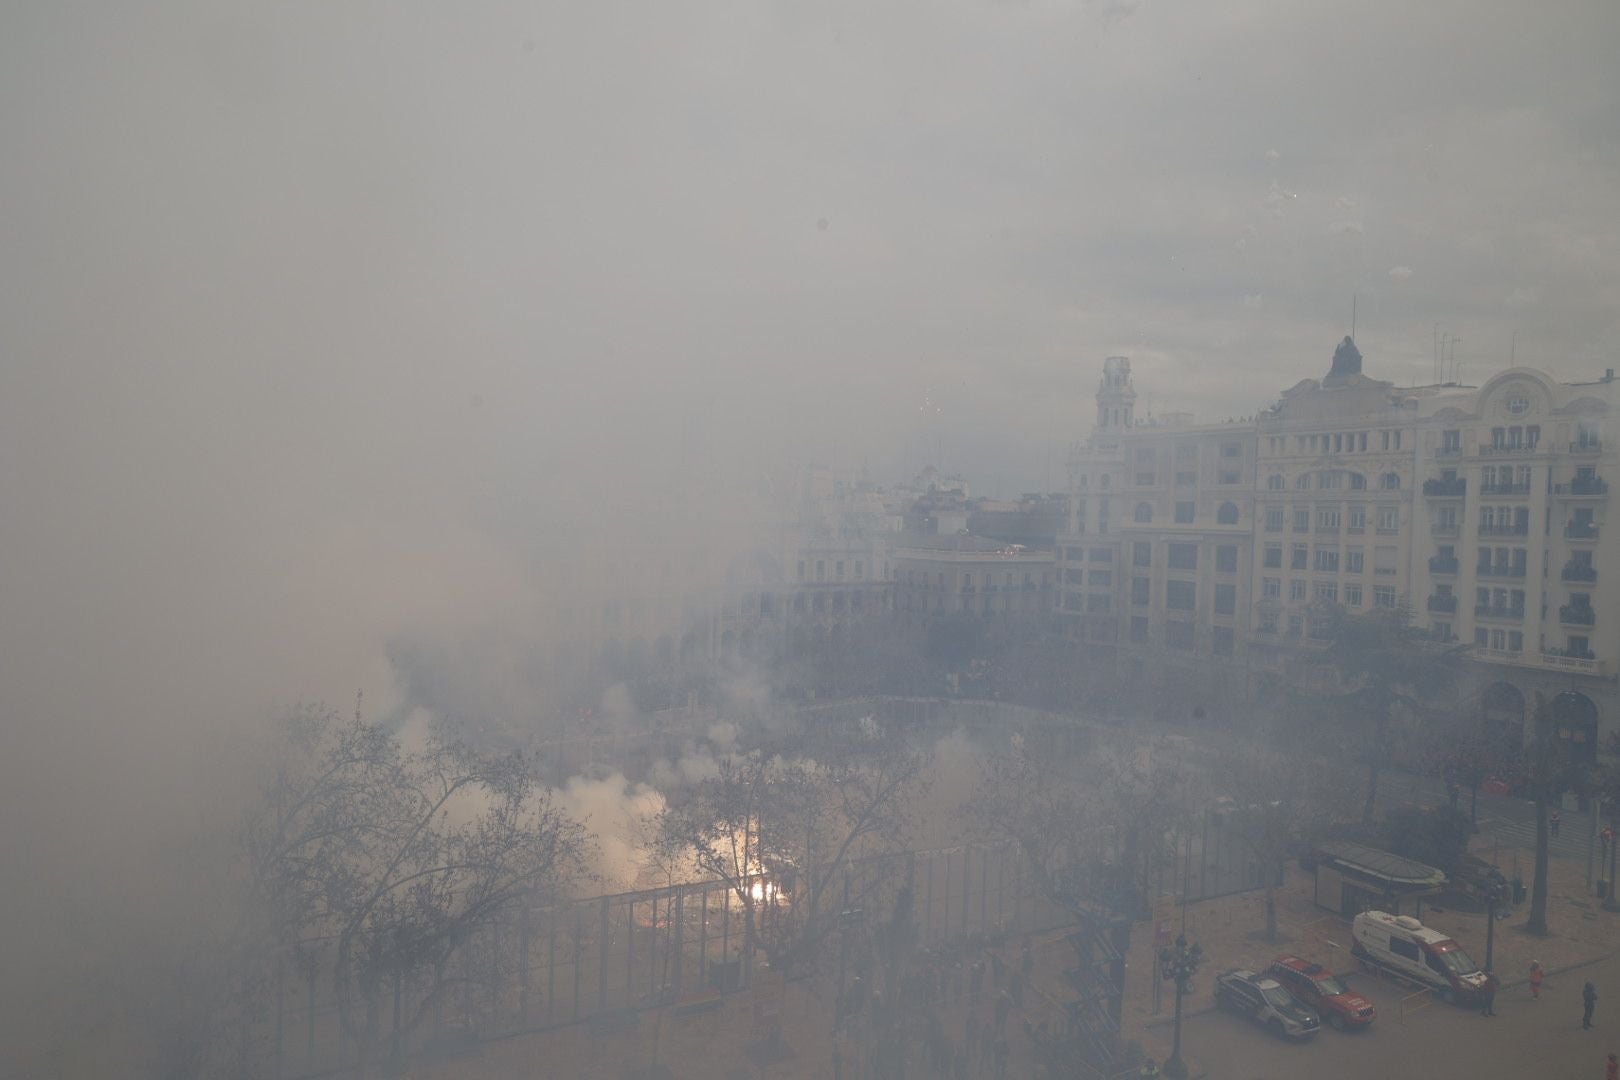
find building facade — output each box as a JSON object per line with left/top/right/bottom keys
{"left": 1061, "top": 343, "right": 1619, "bottom": 756}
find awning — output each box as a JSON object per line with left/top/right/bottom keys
{"left": 1315, "top": 841, "right": 1447, "bottom": 888}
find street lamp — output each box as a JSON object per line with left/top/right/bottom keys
{"left": 1158, "top": 933, "right": 1204, "bottom": 1080}
{"left": 1605, "top": 827, "right": 1619, "bottom": 913}
{"left": 1483, "top": 873, "right": 1509, "bottom": 973}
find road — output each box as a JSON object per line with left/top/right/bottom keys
{"left": 1181, "top": 947, "right": 1620, "bottom": 1080}
{"left": 1377, "top": 770, "right": 1601, "bottom": 865}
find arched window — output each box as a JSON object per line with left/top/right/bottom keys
{"left": 1348, "top": 473, "right": 1367, "bottom": 490}
{"left": 1319, "top": 471, "right": 1342, "bottom": 490}
{"left": 1295, "top": 474, "right": 1311, "bottom": 490}
{"left": 1267, "top": 475, "right": 1284, "bottom": 490}
{"left": 1134, "top": 502, "right": 1153, "bottom": 523}
{"left": 1380, "top": 472, "right": 1401, "bottom": 490}
{"left": 1217, "top": 501, "right": 1240, "bottom": 525}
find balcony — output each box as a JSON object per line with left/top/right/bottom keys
{"left": 1431, "top": 522, "right": 1459, "bottom": 537}
{"left": 1571, "top": 440, "right": 1603, "bottom": 455}
{"left": 1479, "top": 482, "right": 1532, "bottom": 496}
{"left": 1478, "top": 564, "right": 1528, "bottom": 580}
{"left": 1429, "top": 555, "right": 1460, "bottom": 575}
{"left": 1479, "top": 443, "right": 1539, "bottom": 456}
{"left": 1436, "top": 445, "right": 1463, "bottom": 459}
{"left": 1479, "top": 522, "right": 1531, "bottom": 537}
{"left": 1560, "top": 605, "right": 1597, "bottom": 627}
{"left": 1427, "top": 594, "right": 1458, "bottom": 614}
{"left": 1566, "top": 522, "right": 1601, "bottom": 542}
{"left": 1562, "top": 562, "right": 1599, "bottom": 583}
{"left": 1475, "top": 604, "right": 1526, "bottom": 620}
{"left": 1423, "top": 477, "right": 1467, "bottom": 497}
{"left": 1553, "top": 477, "right": 1608, "bottom": 496}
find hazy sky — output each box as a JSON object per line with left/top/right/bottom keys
{"left": 2, "top": 0, "right": 1618, "bottom": 943}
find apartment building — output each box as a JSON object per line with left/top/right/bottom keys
{"left": 1061, "top": 342, "right": 1619, "bottom": 756}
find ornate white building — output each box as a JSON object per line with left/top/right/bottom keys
{"left": 1061, "top": 341, "right": 1619, "bottom": 756}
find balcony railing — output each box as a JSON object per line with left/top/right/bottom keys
{"left": 1429, "top": 556, "right": 1460, "bottom": 574}
{"left": 1571, "top": 440, "right": 1603, "bottom": 455}
{"left": 1423, "top": 477, "right": 1467, "bottom": 497}
{"left": 1562, "top": 563, "right": 1599, "bottom": 583}
{"left": 1480, "top": 443, "right": 1539, "bottom": 456}
{"left": 1479, "top": 523, "right": 1531, "bottom": 537}
{"left": 1431, "top": 522, "right": 1459, "bottom": 537}
{"left": 1479, "top": 482, "right": 1532, "bottom": 496}
{"left": 1553, "top": 477, "right": 1609, "bottom": 496}
{"left": 1427, "top": 594, "right": 1458, "bottom": 614}
{"left": 1548, "top": 646, "right": 1597, "bottom": 661}
{"left": 1479, "top": 564, "right": 1528, "bottom": 580}
{"left": 1436, "top": 446, "right": 1463, "bottom": 458}
{"left": 1560, "top": 605, "right": 1597, "bottom": 627}
{"left": 1566, "top": 522, "right": 1601, "bottom": 541}
{"left": 1475, "top": 604, "right": 1526, "bottom": 620}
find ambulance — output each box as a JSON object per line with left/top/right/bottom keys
{"left": 1350, "top": 910, "right": 1495, "bottom": 1004}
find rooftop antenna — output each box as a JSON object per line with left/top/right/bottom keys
{"left": 1433, "top": 324, "right": 1441, "bottom": 384}
{"left": 1351, "top": 294, "right": 1357, "bottom": 339}
{"left": 1511, "top": 329, "right": 1518, "bottom": 366}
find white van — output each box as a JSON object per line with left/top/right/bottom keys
{"left": 1350, "top": 910, "right": 1494, "bottom": 1004}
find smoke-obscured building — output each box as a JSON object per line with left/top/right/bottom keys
{"left": 1061, "top": 343, "right": 1620, "bottom": 756}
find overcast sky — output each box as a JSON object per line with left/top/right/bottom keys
{"left": 2, "top": 1, "right": 1618, "bottom": 944}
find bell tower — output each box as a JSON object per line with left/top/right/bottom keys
{"left": 1096, "top": 356, "right": 1137, "bottom": 433}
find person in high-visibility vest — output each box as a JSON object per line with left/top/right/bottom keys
{"left": 1606, "top": 1052, "right": 1616, "bottom": 1080}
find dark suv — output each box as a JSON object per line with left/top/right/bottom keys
{"left": 1213, "top": 968, "right": 1321, "bottom": 1039}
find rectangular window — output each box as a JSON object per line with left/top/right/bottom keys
{"left": 1175, "top": 501, "right": 1195, "bottom": 523}
{"left": 1374, "top": 586, "right": 1397, "bottom": 608}
{"left": 1291, "top": 544, "right": 1308, "bottom": 570}
{"left": 1136, "top": 472, "right": 1156, "bottom": 486}
{"left": 1508, "top": 630, "right": 1523, "bottom": 652}
{"left": 1216, "top": 545, "right": 1238, "bottom": 573}
{"left": 1130, "top": 617, "right": 1149, "bottom": 642}
{"left": 1313, "top": 548, "right": 1340, "bottom": 573}
{"left": 1133, "top": 541, "right": 1152, "bottom": 567}
{"left": 1263, "top": 577, "right": 1281, "bottom": 600}
{"left": 1086, "top": 594, "right": 1111, "bottom": 614}
{"left": 1218, "top": 468, "right": 1241, "bottom": 485}
{"left": 1294, "top": 509, "right": 1310, "bottom": 532}
{"left": 1289, "top": 579, "right": 1307, "bottom": 601}
{"left": 1214, "top": 627, "right": 1235, "bottom": 656}
{"left": 1064, "top": 568, "right": 1085, "bottom": 584}
{"left": 1063, "top": 592, "right": 1083, "bottom": 611}
{"left": 1348, "top": 506, "right": 1366, "bottom": 531}
{"left": 1264, "top": 544, "right": 1283, "bottom": 569}
{"left": 1090, "top": 547, "right": 1113, "bottom": 562}
{"left": 1215, "top": 583, "right": 1236, "bottom": 615}
{"left": 1314, "top": 581, "right": 1338, "bottom": 603}
{"left": 1374, "top": 546, "right": 1398, "bottom": 575}
{"left": 854, "top": 561, "right": 864, "bottom": 579}
{"left": 1441, "top": 429, "right": 1461, "bottom": 451}
{"left": 1131, "top": 577, "right": 1150, "bottom": 605}
{"left": 1288, "top": 613, "right": 1304, "bottom": 636}
{"left": 1344, "top": 583, "right": 1362, "bottom": 607}
{"left": 1168, "top": 543, "right": 1198, "bottom": 570}
{"left": 1176, "top": 470, "right": 1197, "bottom": 486}
{"left": 1265, "top": 508, "right": 1284, "bottom": 532}
{"left": 1166, "top": 621, "right": 1195, "bottom": 650}
{"left": 1090, "top": 570, "right": 1112, "bottom": 587}
{"left": 1166, "top": 579, "right": 1197, "bottom": 610}
{"left": 1318, "top": 508, "right": 1341, "bottom": 530}
{"left": 1065, "top": 547, "right": 1083, "bottom": 562}
{"left": 1378, "top": 506, "right": 1399, "bottom": 533}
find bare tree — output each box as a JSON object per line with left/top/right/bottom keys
{"left": 1522, "top": 694, "right": 1586, "bottom": 936}
{"left": 1315, "top": 606, "right": 1463, "bottom": 823}
{"left": 654, "top": 720, "right": 926, "bottom": 984}
{"left": 244, "top": 707, "right": 589, "bottom": 1074}
{"left": 1213, "top": 745, "right": 1354, "bottom": 942}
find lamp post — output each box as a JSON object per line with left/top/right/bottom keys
{"left": 1158, "top": 933, "right": 1204, "bottom": 1080}
{"left": 1484, "top": 874, "right": 1508, "bottom": 973}
{"left": 1606, "top": 826, "right": 1620, "bottom": 912}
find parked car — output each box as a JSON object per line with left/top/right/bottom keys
{"left": 1266, "top": 955, "right": 1376, "bottom": 1030}
{"left": 1351, "top": 910, "right": 1494, "bottom": 1004}
{"left": 1212, "top": 969, "right": 1321, "bottom": 1039}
